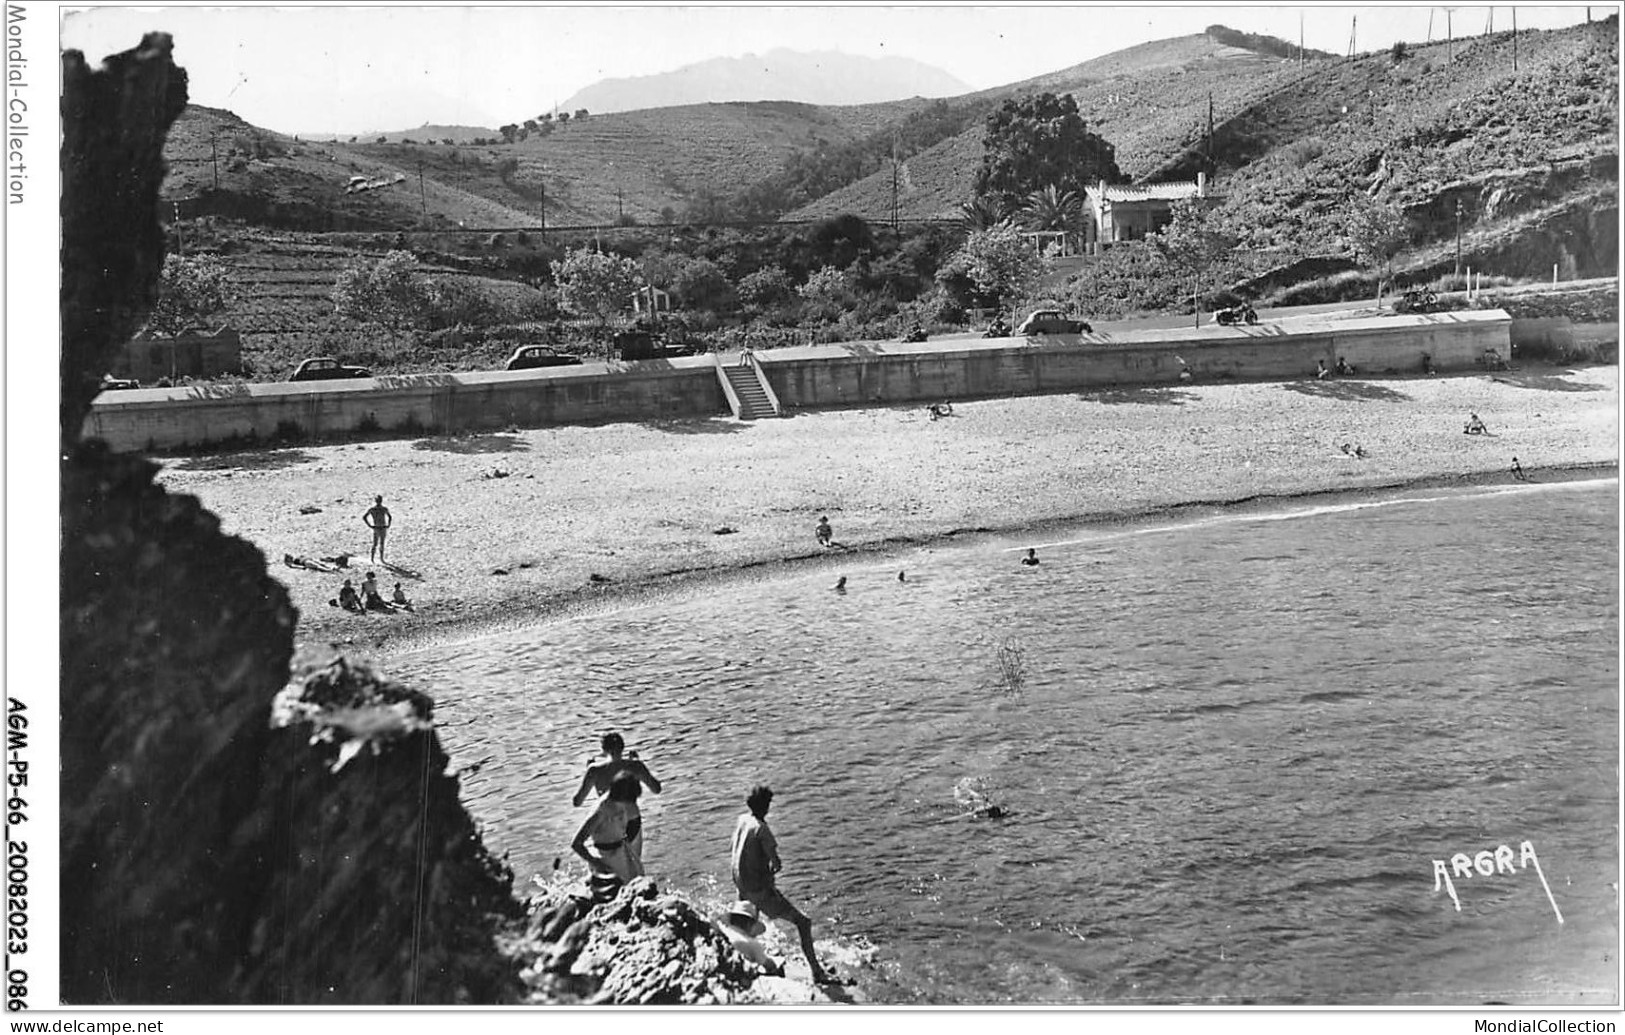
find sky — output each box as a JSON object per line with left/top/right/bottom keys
{"left": 56, "top": 4, "right": 1610, "bottom": 136}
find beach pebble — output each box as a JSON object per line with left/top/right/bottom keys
{"left": 713, "top": 526, "right": 737, "bottom": 535}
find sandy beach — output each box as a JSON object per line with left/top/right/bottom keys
{"left": 152, "top": 364, "right": 1619, "bottom": 660}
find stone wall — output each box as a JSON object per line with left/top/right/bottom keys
{"left": 83, "top": 313, "right": 1513, "bottom": 453}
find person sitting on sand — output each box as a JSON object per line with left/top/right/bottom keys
{"left": 1021, "top": 548, "right": 1040, "bottom": 566}
{"left": 716, "top": 901, "right": 785, "bottom": 976}
{"left": 1354, "top": 445, "right": 1369, "bottom": 459}
{"left": 1340, "top": 443, "right": 1354, "bottom": 457}
{"left": 571, "top": 772, "right": 644, "bottom": 893}
{"left": 927, "top": 400, "right": 953, "bottom": 420}
{"left": 1316, "top": 359, "right": 1331, "bottom": 380}
{"left": 1336, "top": 356, "right": 1354, "bottom": 376}
{"left": 833, "top": 576, "right": 848, "bottom": 594}
{"left": 391, "top": 582, "right": 413, "bottom": 610}
{"left": 731, "top": 785, "right": 832, "bottom": 985}
{"left": 815, "top": 515, "right": 833, "bottom": 548}
{"left": 1465, "top": 413, "right": 1488, "bottom": 435}
{"left": 331, "top": 579, "right": 363, "bottom": 613}
{"left": 1511, "top": 456, "right": 1528, "bottom": 481}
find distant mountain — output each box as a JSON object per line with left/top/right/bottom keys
{"left": 559, "top": 48, "right": 973, "bottom": 114}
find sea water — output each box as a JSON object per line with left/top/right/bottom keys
{"left": 392, "top": 477, "right": 1619, "bottom": 1005}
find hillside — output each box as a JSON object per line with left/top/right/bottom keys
{"left": 162, "top": 98, "right": 932, "bottom": 230}
{"left": 789, "top": 18, "right": 1618, "bottom": 294}
{"left": 787, "top": 31, "right": 1319, "bottom": 219}
{"left": 1199, "top": 18, "right": 1618, "bottom": 270}
{"left": 560, "top": 48, "right": 972, "bottom": 114}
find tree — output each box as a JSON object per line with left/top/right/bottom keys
{"left": 1345, "top": 195, "right": 1410, "bottom": 303}
{"left": 550, "top": 247, "right": 644, "bottom": 324}
{"left": 523, "top": 120, "right": 539, "bottom": 135}
{"left": 797, "top": 265, "right": 852, "bottom": 303}
{"left": 574, "top": 109, "right": 590, "bottom": 120}
{"left": 145, "top": 254, "right": 231, "bottom": 335}
{"left": 737, "top": 267, "right": 793, "bottom": 311}
{"left": 1021, "top": 185, "right": 1082, "bottom": 233}
{"left": 936, "top": 224, "right": 1051, "bottom": 318}
{"left": 974, "top": 92, "right": 1122, "bottom": 211}
{"left": 499, "top": 123, "right": 518, "bottom": 144}
{"left": 956, "top": 197, "right": 1013, "bottom": 233}
{"left": 331, "top": 250, "right": 431, "bottom": 332}
{"left": 1151, "top": 198, "right": 1237, "bottom": 318}
{"left": 670, "top": 256, "right": 733, "bottom": 310}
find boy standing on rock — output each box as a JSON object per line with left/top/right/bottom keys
{"left": 730, "top": 784, "right": 831, "bottom": 985}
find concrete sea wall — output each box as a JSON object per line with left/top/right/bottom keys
{"left": 84, "top": 311, "right": 1514, "bottom": 453}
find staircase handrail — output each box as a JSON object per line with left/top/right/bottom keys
{"left": 713, "top": 351, "right": 745, "bottom": 419}
{"left": 742, "top": 350, "right": 783, "bottom": 417}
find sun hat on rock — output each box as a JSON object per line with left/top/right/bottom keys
{"left": 726, "top": 900, "right": 767, "bottom": 937}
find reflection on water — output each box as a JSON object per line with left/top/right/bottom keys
{"left": 395, "top": 479, "right": 1620, "bottom": 1005}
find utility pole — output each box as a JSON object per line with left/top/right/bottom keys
{"left": 1445, "top": 7, "right": 1456, "bottom": 62}
{"left": 1428, "top": 7, "right": 1434, "bottom": 42}
{"left": 1485, "top": 7, "right": 1493, "bottom": 35}
{"left": 1299, "top": 10, "right": 1305, "bottom": 66}
{"left": 539, "top": 183, "right": 546, "bottom": 240}
{"left": 617, "top": 185, "right": 624, "bottom": 224}
{"left": 210, "top": 130, "right": 219, "bottom": 190}
{"left": 418, "top": 161, "right": 427, "bottom": 220}
{"left": 173, "top": 200, "right": 184, "bottom": 255}
{"left": 1206, "top": 91, "right": 1214, "bottom": 170}
{"left": 1454, "top": 198, "right": 1463, "bottom": 283}
{"left": 1347, "top": 16, "right": 1357, "bottom": 58}
{"left": 1513, "top": 7, "right": 1519, "bottom": 70}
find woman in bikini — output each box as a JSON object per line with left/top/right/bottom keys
{"left": 571, "top": 772, "right": 644, "bottom": 888}
{"left": 572, "top": 733, "right": 662, "bottom": 872}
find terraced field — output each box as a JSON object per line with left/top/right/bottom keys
{"left": 199, "top": 233, "right": 553, "bottom": 379}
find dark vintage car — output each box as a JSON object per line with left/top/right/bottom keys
{"left": 613, "top": 328, "right": 701, "bottom": 361}
{"left": 290, "top": 357, "right": 373, "bottom": 382}
{"left": 1017, "top": 309, "right": 1091, "bottom": 335}
{"left": 506, "top": 346, "right": 583, "bottom": 370}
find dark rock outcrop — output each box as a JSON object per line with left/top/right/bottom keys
{"left": 510, "top": 878, "right": 768, "bottom": 1005}
{"left": 60, "top": 34, "right": 188, "bottom": 449}
{"left": 59, "top": 34, "right": 522, "bottom": 1006}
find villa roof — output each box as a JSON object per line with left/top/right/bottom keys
{"left": 1090, "top": 181, "right": 1209, "bottom": 204}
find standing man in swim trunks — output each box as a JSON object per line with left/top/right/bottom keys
{"left": 364, "top": 495, "right": 393, "bottom": 564}
{"left": 573, "top": 733, "right": 663, "bottom": 871}
{"left": 730, "top": 784, "right": 831, "bottom": 985}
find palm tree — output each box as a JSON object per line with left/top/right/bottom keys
{"left": 956, "top": 197, "right": 1013, "bottom": 233}
{"left": 1020, "top": 185, "right": 1082, "bottom": 233}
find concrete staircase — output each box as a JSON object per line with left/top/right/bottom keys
{"left": 717, "top": 356, "right": 780, "bottom": 420}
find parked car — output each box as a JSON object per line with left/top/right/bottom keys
{"left": 613, "top": 328, "right": 701, "bottom": 361}
{"left": 100, "top": 374, "right": 141, "bottom": 391}
{"left": 506, "top": 345, "right": 583, "bottom": 370}
{"left": 291, "top": 357, "right": 373, "bottom": 382}
{"left": 1017, "top": 309, "right": 1091, "bottom": 335}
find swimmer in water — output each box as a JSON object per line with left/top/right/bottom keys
{"left": 1021, "top": 548, "right": 1039, "bottom": 566}
{"left": 834, "top": 576, "right": 847, "bottom": 593}
{"left": 898, "top": 571, "right": 906, "bottom": 582}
